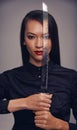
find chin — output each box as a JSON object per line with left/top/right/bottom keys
{"left": 36, "top": 57, "right": 43, "bottom": 61}
{"left": 35, "top": 58, "right": 42, "bottom": 63}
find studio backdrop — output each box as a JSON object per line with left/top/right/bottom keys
{"left": 0, "top": 0, "right": 77, "bottom": 130}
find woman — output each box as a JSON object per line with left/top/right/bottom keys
{"left": 0, "top": 10, "right": 77, "bottom": 130}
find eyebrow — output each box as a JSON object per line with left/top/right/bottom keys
{"left": 26, "top": 32, "right": 36, "bottom": 35}
{"left": 26, "top": 32, "right": 49, "bottom": 35}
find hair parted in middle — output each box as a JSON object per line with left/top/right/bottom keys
{"left": 20, "top": 10, "right": 60, "bottom": 65}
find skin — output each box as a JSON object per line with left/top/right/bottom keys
{"left": 8, "top": 20, "right": 52, "bottom": 113}
{"left": 8, "top": 19, "right": 69, "bottom": 130}
{"left": 24, "top": 19, "right": 69, "bottom": 130}
{"left": 8, "top": 93, "right": 52, "bottom": 112}
{"left": 34, "top": 111, "right": 69, "bottom": 130}
{"left": 24, "top": 20, "right": 52, "bottom": 67}
{"left": 8, "top": 20, "right": 52, "bottom": 115}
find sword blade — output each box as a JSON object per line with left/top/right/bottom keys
{"left": 41, "top": 2, "right": 49, "bottom": 92}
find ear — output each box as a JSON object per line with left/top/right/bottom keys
{"left": 23, "top": 42, "right": 26, "bottom": 45}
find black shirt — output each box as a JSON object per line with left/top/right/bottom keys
{"left": 0, "top": 61, "right": 77, "bottom": 130}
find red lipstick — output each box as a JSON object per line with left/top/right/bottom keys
{"left": 34, "top": 51, "right": 43, "bottom": 55}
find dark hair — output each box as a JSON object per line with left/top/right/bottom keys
{"left": 20, "top": 10, "right": 60, "bottom": 65}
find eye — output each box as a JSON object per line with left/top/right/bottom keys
{"left": 43, "top": 34, "right": 50, "bottom": 39}
{"left": 27, "top": 35, "right": 35, "bottom": 40}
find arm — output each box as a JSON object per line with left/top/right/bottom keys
{"left": 0, "top": 71, "right": 52, "bottom": 114}
{"left": 34, "top": 111, "right": 69, "bottom": 130}
{"left": 0, "top": 71, "right": 10, "bottom": 114}
{"left": 34, "top": 111, "right": 77, "bottom": 130}
{"left": 7, "top": 93, "right": 52, "bottom": 112}
{"left": 34, "top": 72, "right": 77, "bottom": 130}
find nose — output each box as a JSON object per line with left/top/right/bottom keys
{"left": 35, "top": 37, "right": 43, "bottom": 48}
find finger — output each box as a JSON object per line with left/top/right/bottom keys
{"left": 40, "top": 93, "right": 53, "bottom": 99}
{"left": 39, "top": 102, "right": 51, "bottom": 108}
{"left": 44, "top": 93, "right": 53, "bottom": 99}
{"left": 35, "top": 120, "right": 47, "bottom": 129}
{"left": 39, "top": 94, "right": 52, "bottom": 104}
{"left": 35, "top": 110, "right": 48, "bottom": 116}
{"left": 35, "top": 115, "right": 42, "bottom": 120}
{"left": 42, "top": 98, "right": 52, "bottom": 104}
{"left": 36, "top": 106, "right": 50, "bottom": 111}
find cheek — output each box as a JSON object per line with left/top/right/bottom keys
{"left": 24, "top": 37, "right": 29, "bottom": 45}
{"left": 26, "top": 44, "right": 32, "bottom": 52}
{"left": 24, "top": 40, "right": 34, "bottom": 54}
{"left": 24, "top": 38, "right": 31, "bottom": 48}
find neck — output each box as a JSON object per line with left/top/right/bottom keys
{"left": 29, "top": 60, "right": 42, "bottom": 67}
{"left": 29, "top": 57, "right": 50, "bottom": 67}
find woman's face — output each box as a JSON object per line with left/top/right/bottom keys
{"left": 24, "top": 20, "right": 52, "bottom": 66}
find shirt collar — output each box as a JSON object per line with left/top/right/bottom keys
{"left": 26, "top": 61, "right": 54, "bottom": 73}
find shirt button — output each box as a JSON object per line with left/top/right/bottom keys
{"left": 38, "top": 75, "right": 41, "bottom": 78}
{"left": 38, "top": 68, "right": 41, "bottom": 70}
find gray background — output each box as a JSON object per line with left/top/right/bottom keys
{"left": 0, "top": 0, "right": 77, "bottom": 130}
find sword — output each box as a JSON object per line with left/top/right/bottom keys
{"left": 41, "top": 2, "right": 49, "bottom": 93}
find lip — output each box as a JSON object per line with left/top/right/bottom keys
{"left": 34, "top": 51, "right": 43, "bottom": 55}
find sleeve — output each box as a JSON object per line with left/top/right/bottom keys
{"left": 69, "top": 72, "right": 77, "bottom": 130}
{"left": 0, "top": 71, "right": 11, "bottom": 114}
{"left": 0, "top": 99, "right": 10, "bottom": 114}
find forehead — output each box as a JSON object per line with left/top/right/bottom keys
{"left": 25, "top": 20, "right": 48, "bottom": 34}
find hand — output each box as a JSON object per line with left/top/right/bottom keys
{"left": 34, "top": 111, "right": 54, "bottom": 130}
{"left": 34, "top": 111, "right": 69, "bottom": 130}
{"left": 8, "top": 93, "right": 52, "bottom": 112}
{"left": 24, "top": 93, "right": 52, "bottom": 111}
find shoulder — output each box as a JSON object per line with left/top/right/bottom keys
{"left": 0, "top": 65, "right": 27, "bottom": 78}
{"left": 49, "top": 61, "right": 77, "bottom": 79}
